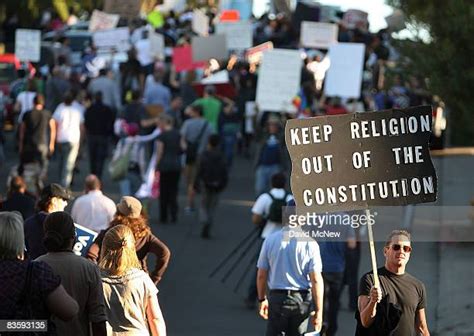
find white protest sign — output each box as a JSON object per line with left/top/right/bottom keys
{"left": 192, "top": 9, "right": 209, "bottom": 36}
{"left": 201, "top": 70, "right": 229, "bottom": 84}
{"left": 93, "top": 27, "right": 131, "bottom": 52}
{"left": 300, "top": 22, "right": 338, "bottom": 49}
{"left": 256, "top": 49, "right": 302, "bottom": 113}
{"left": 89, "top": 10, "right": 120, "bottom": 32}
{"left": 149, "top": 31, "right": 165, "bottom": 60}
{"left": 215, "top": 21, "right": 253, "bottom": 50}
{"left": 15, "top": 29, "right": 41, "bottom": 62}
{"left": 324, "top": 43, "right": 365, "bottom": 98}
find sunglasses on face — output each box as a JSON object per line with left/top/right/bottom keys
{"left": 391, "top": 244, "right": 412, "bottom": 253}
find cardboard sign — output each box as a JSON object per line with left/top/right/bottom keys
{"left": 285, "top": 106, "right": 437, "bottom": 213}
{"left": 300, "top": 22, "right": 338, "bottom": 49}
{"left": 215, "top": 22, "right": 252, "bottom": 50}
{"left": 324, "top": 43, "right": 365, "bottom": 98}
{"left": 201, "top": 70, "right": 229, "bottom": 84}
{"left": 192, "top": 9, "right": 209, "bottom": 36}
{"left": 245, "top": 41, "right": 273, "bottom": 65}
{"left": 15, "top": 29, "right": 41, "bottom": 62}
{"left": 172, "top": 45, "right": 206, "bottom": 72}
{"left": 103, "top": 0, "right": 141, "bottom": 20}
{"left": 89, "top": 10, "right": 119, "bottom": 32}
{"left": 256, "top": 49, "right": 302, "bottom": 113}
{"left": 192, "top": 35, "right": 228, "bottom": 61}
{"left": 73, "top": 224, "right": 98, "bottom": 257}
{"left": 342, "top": 9, "right": 369, "bottom": 30}
{"left": 149, "top": 31, "right": 165, "bottom": 60}
{"left": 93, "top": 27, "right": 131, "bottom": 52}
{"left": 219, "top": 9, "right": 240, "bottom": 22}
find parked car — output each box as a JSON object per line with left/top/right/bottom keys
{"left": 0, "top": 54, "right": 35, "bottom": 130}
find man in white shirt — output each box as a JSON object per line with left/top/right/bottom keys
{"left": 246, "top": 173, "right": 293, "bottom": 308}
{"left": 53, "top": 92, "right": 84, "bottom": 188}
{"left": 71, "top": 175, "right": 116, "bottom": 233}
{"left": 134, "top": 30, "right": 153, "bottom": 75}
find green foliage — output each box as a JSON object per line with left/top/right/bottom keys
{"left": 388, "top": 0, "right": 474, "bottom": 145}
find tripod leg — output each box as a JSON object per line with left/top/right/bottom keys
{"left": 233, "top": 247, "right": 261, "bottom": 293}
{"left": 221, "top": 233, "right": 261, "bottom": 283}
{"left": 209, "top": 227, "right": 259, "bottom": 278}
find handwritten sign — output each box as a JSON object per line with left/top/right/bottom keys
{"left": 300, "top": 22, "right": 338, "bottom": 49}
{"left": 15, "top": 29, "right": 41, "bottom": 62}
{"left": 256, "top": 49, "right": 302, "bottom": 113}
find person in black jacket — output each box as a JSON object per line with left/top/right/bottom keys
{"left": 194, "top": 134, "right": 228, "bottom": 239}
{"left": 0, "top": 176, "right": 36, "bottom": 220}
{"left": 84, "top": 91, "right": 115, "bottom": 179}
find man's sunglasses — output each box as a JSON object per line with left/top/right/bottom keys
{"left": 391, "top": 244, "right": 412, "bottom": 253}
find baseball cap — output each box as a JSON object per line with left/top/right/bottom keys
{"left": 116, "top": 196, "right": 142, "bottom": 218}
{"left": 40, "top": 184, "right": 72, "bottom": 201}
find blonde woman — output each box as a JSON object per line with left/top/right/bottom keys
{"left": 99, "top": 225, "right": 166, "bottom": 336}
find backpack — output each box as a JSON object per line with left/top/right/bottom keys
{"left": 266, "top": 192, "right": 289, "bottom": 223}
{"left": 200, "top": 151, "right": 228, "bottom": 192}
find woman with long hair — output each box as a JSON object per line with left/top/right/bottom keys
{"left": 100, "top": 225, "right": 166, "bottom": 335}
{"left": 87, "top": 196, "right": 171, "bottom": 284}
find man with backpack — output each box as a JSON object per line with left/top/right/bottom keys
{"left": 194, "top": 134, "right": 228, "bottom": 239}
{"left": 180, "top": 105, "right": 213, "bottom": 212}
{"left": 245, "top": 172, "right": 293, "bottom": 308}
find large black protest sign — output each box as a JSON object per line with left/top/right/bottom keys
{"left": 285, "top": 106, "right": 438, "bottom": 212}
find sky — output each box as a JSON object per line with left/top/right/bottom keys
{"left": 253, "top": 0, "right": 395, "bottom": 33}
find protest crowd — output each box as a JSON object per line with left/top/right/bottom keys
{"left": 0, "top": 2, "right": 439, "bottom": 335}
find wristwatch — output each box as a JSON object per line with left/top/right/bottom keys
{"left": 258, "top": 297, "right": 267, "bottom": 303}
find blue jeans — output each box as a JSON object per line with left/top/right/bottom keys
{"left": 119, "top": 171, "right": 142, "bottom": 197}
{"left": 57, "top": 142, "right": 80, "bottom": 188}
{"left": 255, "top": 164, "right": 281, "bottom": 197}
{"left": 222, "top": 134, "right": 237, "bottom": 167}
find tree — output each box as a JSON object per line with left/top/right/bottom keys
{"left": 388, "top": 0, "right": 474, "bottom": 146}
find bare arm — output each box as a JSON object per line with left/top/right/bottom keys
{"left": 146, "top": 295, "right": 167, "bottom": 336}
{"left": 46, "top": 284, "right": 79, "bottom": 321}
{"left": 49, "top": 119, "right": 56, "bottom": 153}
{"left": 257, "top": 268, "right": 268, "bottom": 319}
{"left": 309, "top": 271, "right": 324, "bottom": 332}
{"left": 252, "top": 214, "right": 264, "bottom": 226}
{"left": 358, "top": 286, "right": 382, "bottom": 328}
{"left": 415, "top": 308, "right": 430, "bottom": 335}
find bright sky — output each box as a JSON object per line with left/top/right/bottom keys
{"left": 253, "top": 0, "right": 394, "bottom": 33}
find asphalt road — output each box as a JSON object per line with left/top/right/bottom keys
{"left": 1, "top": 132, "right": 473, "bottom": 335}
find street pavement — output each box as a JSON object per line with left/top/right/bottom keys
{"left": 1, "top": 133, "right": 473, "bottom": 335}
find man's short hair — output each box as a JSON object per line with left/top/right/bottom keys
{"left": 385, "top": 229, "right": 411, "bottom": 246}
{"left": 160, "top": 114, "right": 174, "bottom": 126}
{"left": 85, "top": 175, "right": 101, "bottom": 191}
{"left": 191, "top": 104, "right": 203, "bottom": 116}
{"left": 9, "top": 176, "right": 26, "bottom": 194}
{"left": 271, "top": 173, "right": 286, "bottom": 189}
{"left": 34, "top": 94, "right": 45, "bottom": 106}
{"left": 204, "top": 85, "right": 216, "bottom": 95}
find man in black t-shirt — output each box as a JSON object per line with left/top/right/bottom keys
{"left": 19, "top": 94, "right": 56, "bottom": 179}
{"left": 357, "top": 230, "right": 430, "bottom": 335}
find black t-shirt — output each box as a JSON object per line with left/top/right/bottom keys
{"left": 22, "top": 109, "right": 52, "bottom": 149}
{"left": 157, "top": 129, "right": 181, "bottom": 172}
{"left": 359, "top": 267, "right": 427, "bottom": 336}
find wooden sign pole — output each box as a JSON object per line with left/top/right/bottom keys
{"left": 366, "top": 209, "right": 380, "bottom": 289}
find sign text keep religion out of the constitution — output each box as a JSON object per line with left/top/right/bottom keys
{"left": 285, "top": 106, "right": 438, "bottom": 212}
